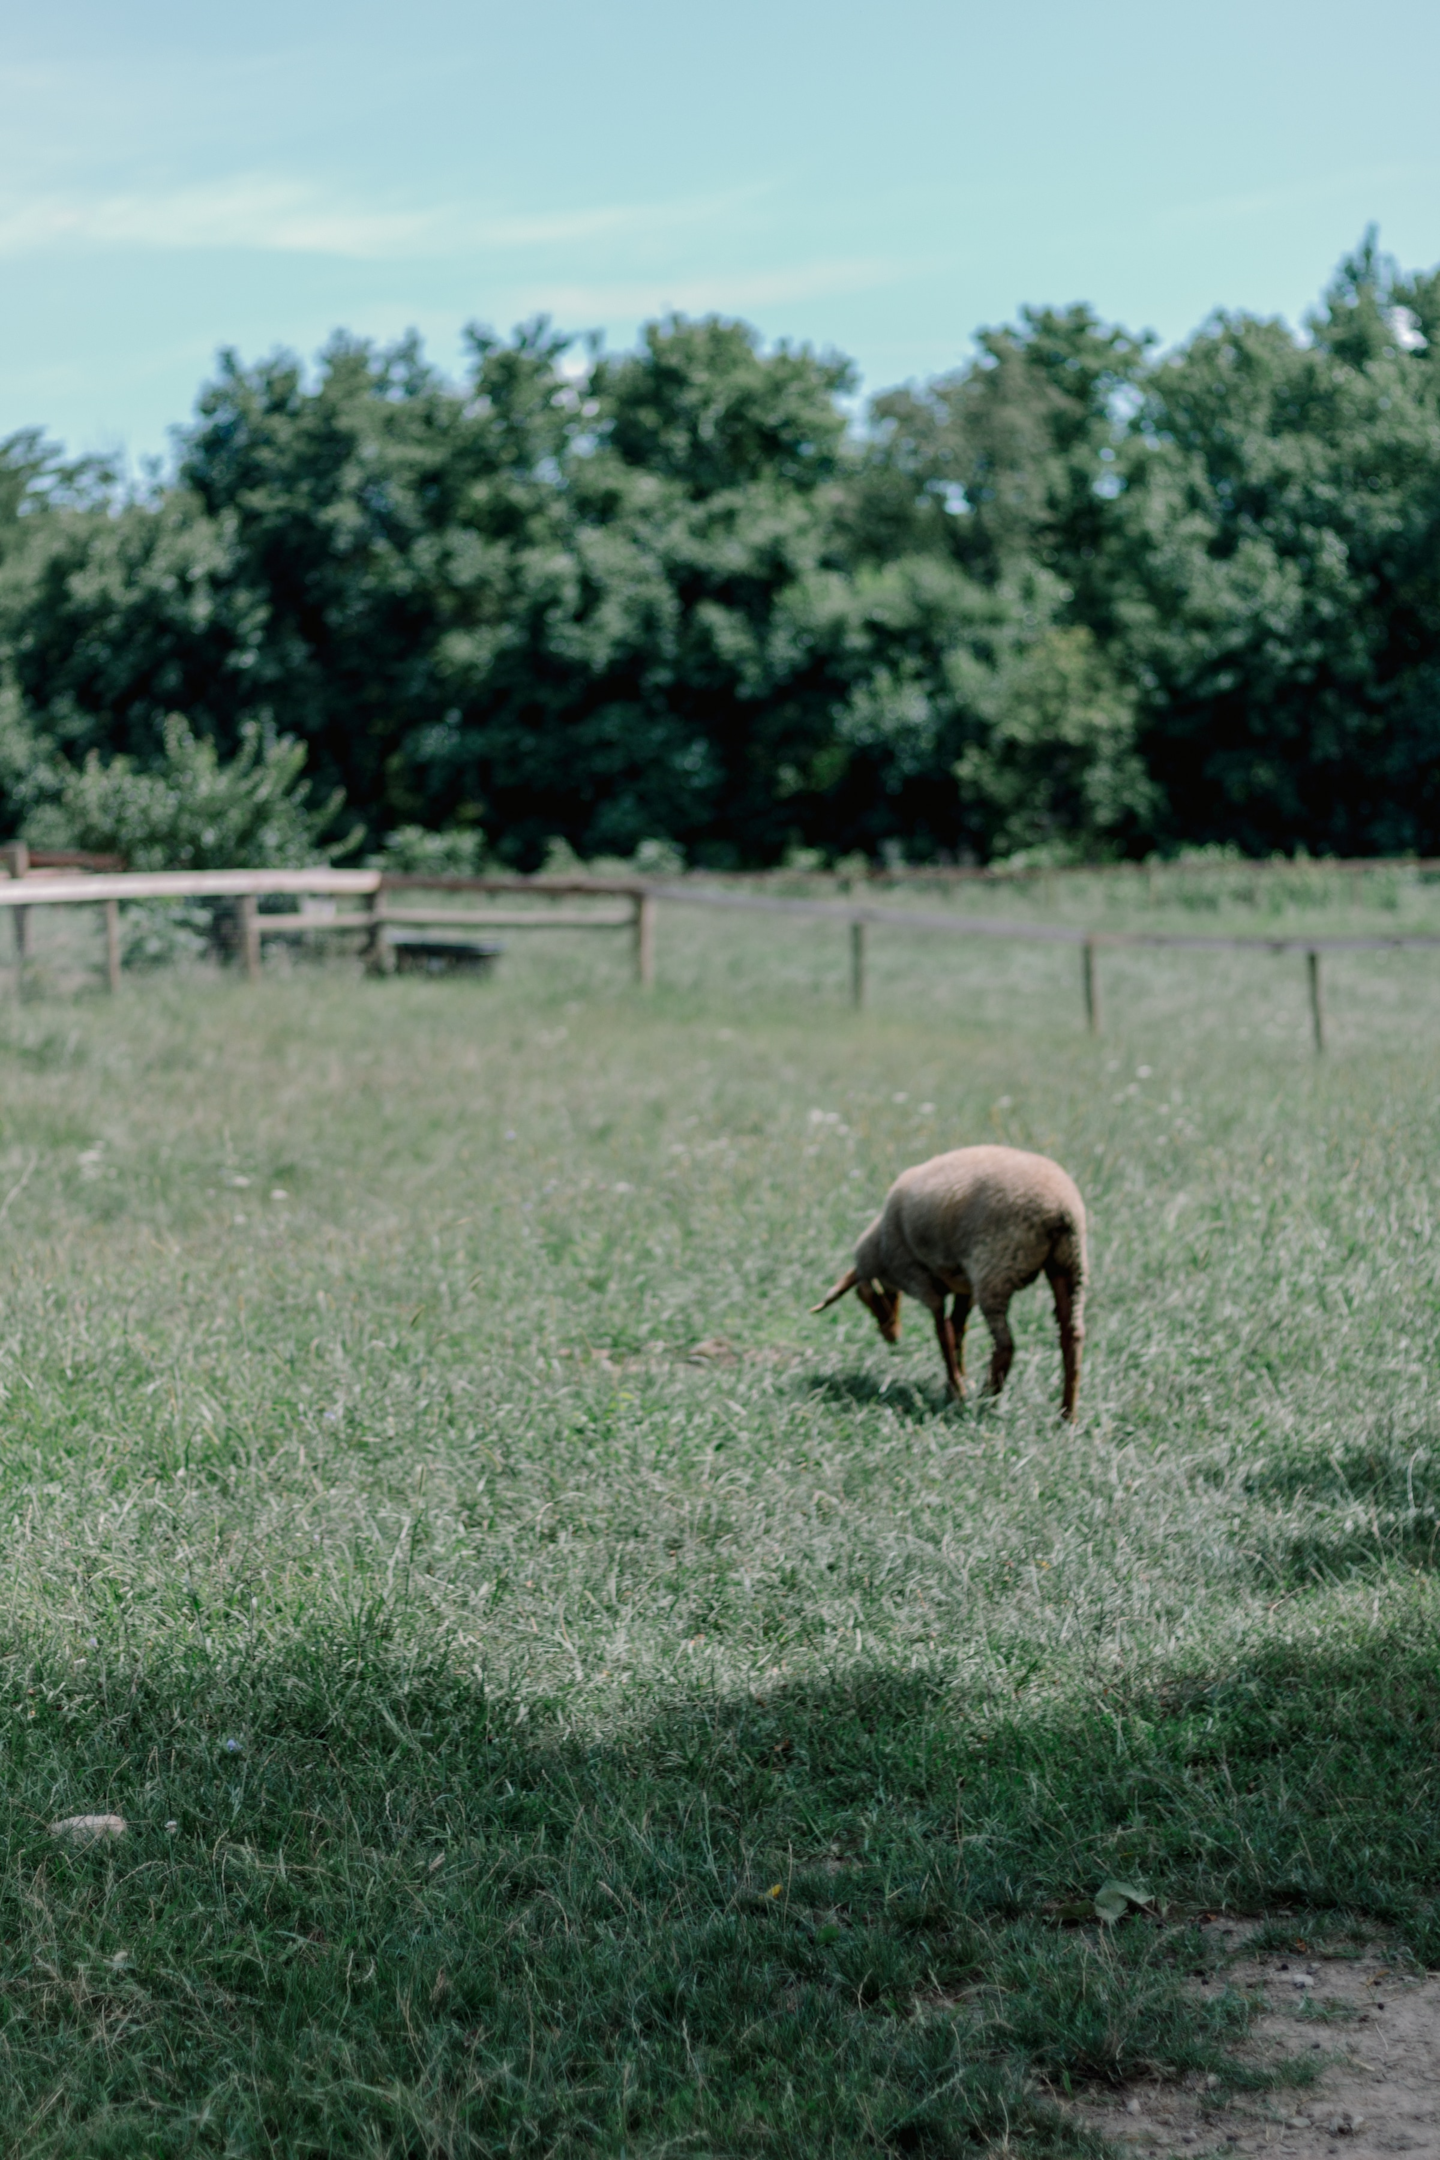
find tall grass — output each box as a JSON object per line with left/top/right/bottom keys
{"left": 0, "top": 908, "right": 1437, "bottom": 2154}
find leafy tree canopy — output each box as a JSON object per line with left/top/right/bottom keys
{"left": 1, "top": 234, "right": 1436, "bottom": 868}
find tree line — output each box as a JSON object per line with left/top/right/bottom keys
{"left": 1, "top": 231, "right": 1437, "bottom": 870}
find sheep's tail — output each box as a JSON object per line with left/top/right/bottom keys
{"left": 811, "top": 1266, "right": 859, "bottom": 1314}
{"left": 1048, "top": 1220, "right": 1086, "bottom": 1292}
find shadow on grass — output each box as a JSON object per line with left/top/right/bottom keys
{"left": 1247, "top": 1432, "right": 1440, "bottom": 1584}
{"left": 800, "top": 1368, "right": 953, "bottom": 1422}
{"left": 1259, "top": 1525, "right": 1440, "bottom": 1586}
{"left": 1249, "top": 1431, "right": 1440, "bottom": 1510}
{"left": 5, "top": 1621, "right": 1438, "bottom": 2158}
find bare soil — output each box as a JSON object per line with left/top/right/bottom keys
{"left": 1072, "top": 1927, "right": 1440, "bottom": 2159}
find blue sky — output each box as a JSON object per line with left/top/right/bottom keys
{"left": 4, "top": 0, "right": 1438, "bottom": 465}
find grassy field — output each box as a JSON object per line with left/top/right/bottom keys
{"left": 2, "top": 883, "right": 1440, "bottom": 2157}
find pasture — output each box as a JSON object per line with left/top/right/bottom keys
{"left": 2, "top": 880, "right": 1440, "bottom": 2157}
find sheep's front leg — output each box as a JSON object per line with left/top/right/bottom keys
{"left": 979, "top": 1296, "right": 1015, "bottom": 1400}
{"left": 932, "top": 1303, "right": 964, "bottom": 1400}
{"left": 1047, "top": 1266, "right": 1084, "bottom": 1421}
{"left": 931, "top": 1287, "right": 972, "bottom": 1400}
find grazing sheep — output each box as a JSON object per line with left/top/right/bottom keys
{"left": 811, "top": 1145, "right": 1087, "bottom": 1417}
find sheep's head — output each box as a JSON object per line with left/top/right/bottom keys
{"left": 811, "top": 1266, "right": 900, "bottom": 1342}
{"left": 856, "top": 1278, "right": 901, "bottom": 1343}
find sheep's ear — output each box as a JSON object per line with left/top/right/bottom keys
{"left": 811, "top": 1267, "right": 859, "bottom": 1314}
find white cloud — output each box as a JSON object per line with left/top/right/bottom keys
{"left": 0, "top": 174, "right": 768, "bottom": 261}
{"left": 0, "top": 178, "right": 429, "bottom": 258}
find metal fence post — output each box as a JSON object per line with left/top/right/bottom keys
{"left": 1082, "top": 939, "right": 1100, "bottom": 1033}
{"left": 850, "top": 918, "right": 866, "bottom": 1009}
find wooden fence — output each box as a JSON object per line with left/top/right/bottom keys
{"left": 4, "top": 856, "right": 1440, "bottom": 1049}
{"left": 0, "top": 863, "right": 654, "bottom": 993}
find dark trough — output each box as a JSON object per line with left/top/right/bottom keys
{"left": 386, "top": 933, "right": 504, "bottom": 977}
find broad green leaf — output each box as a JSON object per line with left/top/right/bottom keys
{"left": 1094, "top": 1878, "right": 1153, "bottom": 1923}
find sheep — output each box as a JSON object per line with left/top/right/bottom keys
{"left": 811, "top": 1145, "right": 1087, "bottom": 1417}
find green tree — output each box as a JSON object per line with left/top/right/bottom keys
{"left": 1117, "top": 234, "right": 1440, "bottom": 852}
{"left": 5, "top": 238, "right": 1438, "bottom": 870}
{"left": 867, "top": 306, "right": 1151, "bottom": 603}
{"left": 953, "top": 620, "right": 1157, "bottom": 857}
{"left": 1, "top": 490, "right": 258, "bottom": 772}
{"left": 408, "top": 315, "right": 1002, "bottom": 863}
{"left": 859, "top": 305, "right": 1157, "bottom": 851}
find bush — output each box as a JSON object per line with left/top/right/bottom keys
{"left": 18, "top": 714, "right": 354, "bottom": 971}
{"left": 630, "top": 837, "right": 686, "bottom": 879}
{"left": 369, "top": 825, "right": 487, "bottom": 877}
{"left": 21, "top": 713, "right": 351, "bottom": 871}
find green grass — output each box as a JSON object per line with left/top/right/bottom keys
{"left": 1, "top": 896, "right": 1439, "bottom": 2155}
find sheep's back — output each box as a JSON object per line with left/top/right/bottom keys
{"left": 887, "top": 1146, "right": 1085, "bottom": 1294}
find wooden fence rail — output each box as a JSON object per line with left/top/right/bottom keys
{"left": 4, "top": 861, "right": 1440, "bottom": 1046}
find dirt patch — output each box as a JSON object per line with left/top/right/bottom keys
{"left": 559, "top": 1339, "right": 805, "bottom": 1373}
{"left": 1072, "top": 1926, "right": 1440, "bottom": 2158}
{"left": 684, "top": 1337, "right": 801, "bottom": 1368}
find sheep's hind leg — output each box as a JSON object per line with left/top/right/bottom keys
{"left": 979, "top": 1295, "right": 1015, "bottom": 1401}
{"left": 950, "top": 1288, "right": 972, "bottom": 1389}
{"left": 949, "top": 1287, "right": 975, "bottom": 1373}
{"left": 1047, "top": 1266, "right": 1083, "bottom": 1421}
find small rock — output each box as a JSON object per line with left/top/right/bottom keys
{"left": 1325, "top": 2116, "right": 1362, "bottom": 2138}
{"left": 1125, "top": 2100, "right": 1143, "bottom": 2116}
{"left": 50, "top": 1813, "right": 126, "bottom": 1844}
{"left": 1289, "top": 1972, "right": 1314, "bottom": 1987}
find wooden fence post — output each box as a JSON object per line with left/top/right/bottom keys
{"left": 103, "top": 899, "right": 121, "bottom": 993}
{"left": 850, "top": 918, "right": 866, "bottom": 1009}
{"left": 364, "top": 885, "right": 391, "bottom": 974}
{"left": 4, "top": 840, "right": 30, "bottom": 966}
{"left": 633, "top": 892, "right": 656, "bottom": 988}
{"left": 238, "top": 893, "right": 261, "bottom": 982}
{"left": 1307, "top": 949, "right": 1325, "bottom": 1053}
{"left": 1082, "top": 939, "right": 1100, "bottom": 1034}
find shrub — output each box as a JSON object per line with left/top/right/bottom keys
{"left": 370, "top": 825, "right": 487, "bottom": 877}
{"left": 21, "top": 713, "right": 350, "bottom": 871}
{"left": 20, "top": 714, "right": 353, "bottom": 970}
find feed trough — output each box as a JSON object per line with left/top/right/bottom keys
{"left": 386, "top": 931, "right": 504, "bottom": 976}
